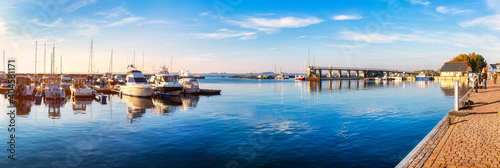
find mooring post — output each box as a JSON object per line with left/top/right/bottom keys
{"left": 454, "top": 80, "right": 459, "bottom": 111}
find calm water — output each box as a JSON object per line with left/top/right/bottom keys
{"left": 0, "top": 76, "right": 468, "bottom": 168}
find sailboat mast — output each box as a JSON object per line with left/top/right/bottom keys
{"left": 90, "top": 40, "right": 93, "bottom": 75}
{"left": 60, "top": 54, "right": 62, "bottom": 75}
{"left": 133, "top": 50, "right": 136, "bottom": 66}
{"left": 44, "top": 43, "right": 46, "bottom": 74}
{"left": 2, "top": 50, "right": 4, "bottom": 72}
{"left": 52, "top": 44, "right": 55, "bottom": 75}
{"left": 35, "top": 41, "right": 37, "bottom": 74}
{"left": 308, "top": 48, "right": 310, "bottom": 67}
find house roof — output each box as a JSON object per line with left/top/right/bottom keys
{"left": 441, "top": 62, "right": 471, "bottom": 72}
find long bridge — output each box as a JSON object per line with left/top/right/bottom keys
{"left": 306, "top": 66, "right": 416, "bottom": 80}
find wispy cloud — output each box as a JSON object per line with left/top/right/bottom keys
{"left": 76, "top": 24, "right": 99, "bottom": 36}
{"left": 409, "top": 0, "right": 430, "bottom": 6}
{"left": 96, "top": 5, "right": 130, "bottom": 18}
{"left": 107, "top": 17, "right": 144, "bottom": 27}
{"left": 228, "top": 16, "right": 323, "bottom": 33}
{"left": 189, "top": 32, "right": 256, "bottom": 40}
{"left": 460, "top": 14, "right": 500, "bottom": 31}
{"left": 137, "top": 20, "right": 167, "bottom": 26}
{"left": 486, "top": 0, "right": 500, "bottom": 11}
{"left": 64, "top": 0, "right": 97, "bottom": 13}
{"left": 327, "top": 44, "right": 363, "bottom": 48}
{"left": 339, "top": 30, "right": 442, "bottom": 43}
{"left": 0, "top": 21, "right": 7, "bottom": 36}
{"left": 332, "top": 15, "right": 362, "bottom": 20}
{"left": 436, "top": 6, "right": 473, "bottom": 14}
{"left": 199, "top": 11, "right": 213, "bottom": 17}
{"left": 28, "top": 18, "right": 63, "bottom": 27}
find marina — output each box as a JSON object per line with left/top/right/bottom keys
{"left": 1, "top": 76, "right": 470, "bottom": 167}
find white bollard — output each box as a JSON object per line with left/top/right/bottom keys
{"left": 454, "top": 80, "right": 459, "bottom": 111}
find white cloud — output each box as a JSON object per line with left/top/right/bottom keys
{"left": 107, "top": 17, "right": 143, "bottom": 27}
{"left": 0, "top": 21, "right": 8, "bottom": 36}
{"left": 199, "top": 11, "right": 213, "bottom": 16}
{"left": 188, "top": 30, "right": 257, "bottom": 40}
{"left": 338, "top": 30, "right": 500, "bottom": 51}
{"left": 298, "top": 35, "right": 306, "bottom": 38}
{"left": 460, "top": 14, "right": 500, "bottom": 31}
{"left": 138, "top": 20, "right": 167, "bottom": 25}
{"left": 409, "top": 0, "right": 430, "bottom": 6}
{"left": 96, "top": 5, "right": 130, "bottom": 18}
{"left": 327, "top": 44, "right": 363, "bottom": 48}
{"left": 339, "top": 30, "right": 442, "bottom": 43}
{"left": 486, "top": 0, "right": 500, "bottom": 11}
{"left": 65, "top": 0, "right": 97, "bottom": 13}
{"left": 436, "top": 6, "right": 473, "bottom": 14}
{"left": 28, "top": 18, "right": 63, "bottom": 27}
{"left": 76, "top": 24, "right": 99, "bottom": 36}
{"left": 229, "top": 16, "right": 323, "bottom": 33}
{"left": 332, "top": 15, "right": 362, "bottom": 20}
{"left": 339, "top": 30, "right": 399, "bottom": 43}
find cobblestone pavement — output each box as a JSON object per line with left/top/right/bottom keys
{"left": 423, "top": 80, "right": 500, "bottom": 168}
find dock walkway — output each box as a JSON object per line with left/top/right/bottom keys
{"left": 400, "top": 80, "right": 500, "bottom": 167}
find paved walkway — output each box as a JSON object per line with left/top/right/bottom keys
{"left": 423, "top": 80, "right": 500, "bottom": 168}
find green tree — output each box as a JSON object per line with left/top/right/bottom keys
{"left": 450, "top": 53, "right": 487, "bottom": 73}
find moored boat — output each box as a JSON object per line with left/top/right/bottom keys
{"left": 60, "top": 76, "right": 72, "bottom": 91}
{"left": 295, "top": 75, "right": 305, "bottom": 81}
{"left": 149, "top": 66, "right": 183, "bottom": 96}
{"left": 179, "top": 78, "right": 200, "bottom": 94}
{"left": 15, "top": 75, "right": 35, "bottom": 98}
{"left": 415, "top": 72, "right": 434, "bottom": 81}
{"left": 70, "top": 78, "right": 93, "bottom": 98}
{"left": 119, "top": 65, "right": 153, "bottom": 97}
{"left": 43, "top": 76, "right": 66, "bottom": 100}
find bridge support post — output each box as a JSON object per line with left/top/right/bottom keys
{"left": 347, "top": 70, "right": 351, "bottom": 78}
{"left": 328, "top": 70, "right": 332, "bottom": 78}
{"left": 355, "top": 71, "right": 359, "bottom": 77}
{"left": 337, "top": 70, "right": 342, "bottom": 77}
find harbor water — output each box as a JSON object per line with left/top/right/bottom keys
{"left": 0, "top": 76, "right": 468, "bottom": 167}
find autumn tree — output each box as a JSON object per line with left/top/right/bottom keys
{"left": 450, "top": 53, "right": 487, "bottom": 73}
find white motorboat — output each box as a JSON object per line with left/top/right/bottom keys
{"left": 120, "top": 65, "right": 153, "bottom": 97}
{"left": 93, "top": 76, "right": 113, "bottom": 93}
{"left": 178, "top": 78, "right": 200, "bottom": 94}
{"left": 43, "top": 76, "right": 66, "bottom": 100}
{"left": 275, "top": 73, "right": 289, "bottom": 80}
{"left": 149, "top": 66, "right": 183, "bottom": 96}
{"left": 15, "top": 75, "right": 35, "bottom": 98}
{"left": 70, "top": 78, "right": 93, "bottom": 98}
{"left": 60, "top": 76, "right": 72, "bottom": 91}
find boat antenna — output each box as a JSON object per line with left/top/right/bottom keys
{"left": 133, "top": 50, "right": 136, "bottom": 66}
{"left": 35, "top": 40, "right": 37, "bottom": 74}
{"left": 170, "top": 56, "right": 173, "bottom": 72}
{"left": 52, "top": 44, "right": 55, "bottom": 75}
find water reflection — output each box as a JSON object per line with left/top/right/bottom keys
{"left": 14, "top": 98, "right": 33, "bottom": 117}
{"left": 44, "top": 99, "right": 66, "bottom": 119}
{"left": 438, "top": 80, "right": 470, "bottom": 97}
{"left": 120, "top": 95, "right": 154, "bottom": 124}
{"left": 70, "top": 97, "right": 92, "bottom": 114}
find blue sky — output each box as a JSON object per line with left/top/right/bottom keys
{"left": 0, "top": 0, "right": 499, "bottom": 73}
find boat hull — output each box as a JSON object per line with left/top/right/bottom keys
{"left": 153, "top": 86, "right": 183, "bottom": 95}
{"left": 415, "top": 77, "right": 434, "bottom": 81}
{"left": 120, "top": 86, "right": 154, "bottom": 97}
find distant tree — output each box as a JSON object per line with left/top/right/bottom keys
{"left": 450, "top": 53, "right": 487, "bottom": 73}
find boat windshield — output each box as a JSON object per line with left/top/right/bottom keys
{"left": 16, "top": 78, "right": 30, "bottom": 85}
{"left": 162, "top": 76, "right": 176, "bottom": 82}
{"left": 62, "top": 79, "right": 71, "bottom": 83}
{"left": 128, "top": 77, "right": 148, "bottom": 83}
